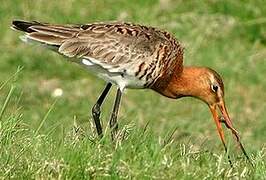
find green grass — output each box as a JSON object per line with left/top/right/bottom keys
{"left": 1, "top": 0, "right": 266, "bottom": 179}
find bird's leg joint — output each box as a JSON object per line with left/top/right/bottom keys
{"left": 92, "top": 103, "right": 101, "bottom": 118}
{"left": 109, "top": 114, "right": 118, "bottom": 127}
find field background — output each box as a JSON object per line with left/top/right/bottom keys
{"left": 0, "top": 0, "right": 266, "bottom": 179}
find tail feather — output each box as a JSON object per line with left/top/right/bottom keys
{"left": 12, "top": 20, "right": 42, "bottom": 33}
{"left": 11, "top": 20, "right": 74, "bottom": 47}
{"left": 29, "top": 26, "right": 74, "bottom": 38}
{"left": 46, "top": 25, "right": 80, "bottom": 32}
{"left": 29, "top": 32, "right": 65, "bottom": 45}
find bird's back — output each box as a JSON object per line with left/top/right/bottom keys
{"left": 12, "top": 20, "right": 184, "bottom": 90}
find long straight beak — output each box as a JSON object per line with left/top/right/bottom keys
{"left": 209, "top": 104, "right": 232, "bottom": 166}
{"left": 209, "top": 101, "right": 253, "bottom": 166}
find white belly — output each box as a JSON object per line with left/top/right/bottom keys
{"left": 79, "top": 59, "right": 146, "bottom": 90}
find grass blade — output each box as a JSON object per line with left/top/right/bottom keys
{"left": 0, "top": 85, "right": 15, "bottom": 121}
{"left": 34, "top": 100, "right": 57, "bottom": 136}
{"left": 0, "top": 66, "right": 23, "bottom": 91}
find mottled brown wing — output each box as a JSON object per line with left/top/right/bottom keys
{"left": 12, "top": 20, "right": 184, "bottom": 85}
{"left": 13, "top": 21, "right": 169, "bottom": 70}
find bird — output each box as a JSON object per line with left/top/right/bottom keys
{"left": 11, "top": 20, "right": 252, "bottom": 165}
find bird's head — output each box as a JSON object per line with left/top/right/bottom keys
{"left": 155, "top": 66, "right": 254, "bottom": 165}
{"left": 197, "top": 68, "right": 233, "bottom": 138}
{"left": 179, "top": 67, "right": 251, "bottom": 165}
{"left": 162, "top": 67, "right": 227, "bottom": 106}
{"left": 155, "top": 67, "right": 238, "bottom": 148}
{"left": 175, "top": 67, "right": 234, "bottom": 137}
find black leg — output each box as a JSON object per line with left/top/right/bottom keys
{"left": 92, "top": 83, "right": 112, "bottom": 137}
{"left": 109, "top": 88, "right": 122, "bottom": 141}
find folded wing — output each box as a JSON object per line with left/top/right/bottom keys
{"left": 12, "top": 20, "right": 163, "bottom": 72}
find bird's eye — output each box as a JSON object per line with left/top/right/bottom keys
{"left": 211, "top": 84, "right": 219, "bottom": 92}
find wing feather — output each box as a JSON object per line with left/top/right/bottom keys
{"left": 27, "top": 32, "right": 65, "bottom": 45}
{"left": 12, "top": 20, "right": 184, "bottom": 75}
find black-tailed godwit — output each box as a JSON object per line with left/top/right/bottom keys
{"left": 11, "top": 20, "right": 252, "bottom": 165}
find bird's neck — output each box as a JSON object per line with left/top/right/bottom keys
{"left": 153, "top": 66, "right": 207, "bottom": 99}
